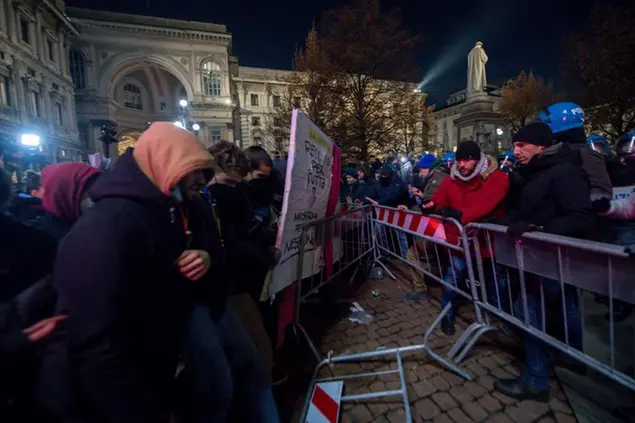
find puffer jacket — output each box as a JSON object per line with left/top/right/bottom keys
{"left": 432, "top": 155, "right": 509, "bottom": 257}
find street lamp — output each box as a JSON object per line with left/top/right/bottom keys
{"left": 20, "top": 134, "right": 40, "bottom": 147}
{"left": 192, "top": 123, "right": 200, "bottom": 131}
{"left": 496, "top": 127, "right": 504, "bottom": 136}
{"left": 179, "top": 99, "right": 188, "bottom": 108}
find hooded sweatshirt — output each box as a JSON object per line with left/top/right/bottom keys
{"left": 432, "top": 154, "right": 509, "bottom": 256}
{"left": 32, "top": 163, "right": 101, "bottom": 241}
{"left": 37, "top": 122, "right": 215, "bottom": 423}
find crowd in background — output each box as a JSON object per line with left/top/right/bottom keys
{"left": 1, "top": 100, "right": 634, "bottom": 421}
{"left": 339, "top": 101, "right": 635, "bottom": 402}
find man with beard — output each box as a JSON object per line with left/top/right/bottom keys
{"left": 494, "top": 122, "right": 591, "bottom": 402}
{"left": 422, "top": 140, "right": 509, "bottom": 335}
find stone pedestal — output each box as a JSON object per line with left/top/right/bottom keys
{"left": 454, "top": 92, "right": 507, "bottom": 155}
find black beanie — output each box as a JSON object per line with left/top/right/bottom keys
{"left": 512, "top": 122, "right": 554, "bottom": 147}
{"left": 455, "top": 141, "right": 481, "bottom": 161}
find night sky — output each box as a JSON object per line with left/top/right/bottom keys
{"left": 67, "top": 0, "right": 596, "bottom": 104}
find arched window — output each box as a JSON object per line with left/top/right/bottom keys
{"left": 202, "top": 61, "right": 221, "bottom": 97}
{"left": 69, "top": 49, "right": 85, "bottom": 90}
{"left": 123, "top": 83, "right": 143, "bottom": 109}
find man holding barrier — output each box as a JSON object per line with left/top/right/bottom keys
{"left": 494, "top": 122, "right": 593, "bottom": 401}
{"left": 422, "top": 140, "right": 510, "bottom": 335}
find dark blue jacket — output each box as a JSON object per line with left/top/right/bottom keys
{"left": 37, "top": 150, "right": 194, "bottom": 423}
{"left": 341, "top": 180, "right": 376, "bottom": 205}
{"left": 376, "top": 170, "right": 409, "bottom": 208}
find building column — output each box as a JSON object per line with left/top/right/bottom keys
{"left": 6, "top": 0, "right": 16, "bottom": 42}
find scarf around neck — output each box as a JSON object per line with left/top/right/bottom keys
{"left": 452, "top": 153, "right": 488, "bottom": 182}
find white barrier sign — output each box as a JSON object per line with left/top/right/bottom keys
{"left": 268, "top": 109, "right": 334, "bottom": 298}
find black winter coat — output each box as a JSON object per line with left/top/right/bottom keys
{"left": 208, "top": 183, "right": 276, "bottom": 298}
{"left": 185, "top": 193, "right": 229, "bottom": 319}
{"left": 506, "top": 145, "right": 594, "bottom": 237}
{"left": 36, "top": 150, "right": 194, "bottom": 423}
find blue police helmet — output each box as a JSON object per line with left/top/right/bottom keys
{"left": 616, "top": 130, "right": 635, "bottom": 156}
{"left": 537, "top": 102, "right": 585, "bottom": 134}
{"left": 586, "top": 134, "right": 612, "bottom": 154}
{"left": 441, "top": 152, "right": 455, "bottom": 162}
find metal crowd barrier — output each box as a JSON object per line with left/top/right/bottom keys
{"left": 465, "top": 222, "right": 635, "bottom": 392}
{"left": 294, "top": 205, "right": 376, "bottom": 361}
{"left": 297, "top": 205, "right": 635, "bottom": 422}
{"left": 298, "top": 206, "right": 493, "bottom": 423}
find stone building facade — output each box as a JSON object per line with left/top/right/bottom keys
{"left": 0, "top": 0, "right": 81, "bottom": 174}
{"left": 428, "top": 86, "right": 513, "bottom": 155}
{"left": 66, "top": 8, "right": 295, "bottom": 159}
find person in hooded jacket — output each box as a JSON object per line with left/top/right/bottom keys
{"left": 494, "top": 122, "right": 591, "bottom": 402}
{"left": 36, "top": 122, "right": 217, "bottom": 423}
{"left": 369, "top": 165, "right": 408, "bottom": 207}
{"left": 422, "top": 141, "right": 510, "bottom": 335}
{"left": 29, "top": 163, "right": 102, "bottom": 242}
{"left": 180, "top": 140, "right": 279, "bottom": 423}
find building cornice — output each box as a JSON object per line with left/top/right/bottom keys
{"left": 67, "top": 8, "right": 230, "bottom": 44}
{"left": 43, "top": 1, "right": 79, "bottom": 36}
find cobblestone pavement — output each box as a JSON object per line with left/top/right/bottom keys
{"left": 291, "top": 275, "right": 577, "bottom": 423}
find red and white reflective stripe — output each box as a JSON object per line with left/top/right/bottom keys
{"left": 306, "top": 381, "right": 343, "bottom": 423}
{"left": 374, "top": 206, "right": 447, "bottom": 241}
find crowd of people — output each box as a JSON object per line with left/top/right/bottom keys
{"left": 1, "top": 122, "right": 288, "bottom": 422}
{"left": 340, "top": 101, "right": 635, "bottom": 402}
{"left": 1, "top": 101, "right": 634, "bottom": 421}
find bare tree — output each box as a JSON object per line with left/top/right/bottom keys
{"left": 319, "top": 0, "right": 421, "bottom": 160}
{"left": 390, "top": 91, "right": 432, "bottom": 157}
{"left": 498, "top": 70, "right": 555, "bottom": 133}
{"left": 562, "top": 1, "right": 635, "bottom": 141}
{"left": 264, "top": 24, "right": 343, "bottom": 152}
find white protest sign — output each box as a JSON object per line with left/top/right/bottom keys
{"left": 267, "top": 109, "right": 334, "bottom": 298}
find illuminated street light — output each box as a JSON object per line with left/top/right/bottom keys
{"left": 179, "top": 99, "right": 188, "bottom": 108}
{"left": 496, "top": 127, "right": 504, "bottom": 136}
{"left": 20, "top": 133, "right": 40, "bottom": 147}
{"left": 400, "top": 156, "right": 407, "bottom": 163}
{"left": 192, "top": 123, "right": 200, "bottom": 131}
{"left": 174, "top": 121, "right": 185, "bottom": 129}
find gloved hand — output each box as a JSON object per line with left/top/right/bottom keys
{"left": 592, "top": 198, "right": 611, "bottom": 214}
{"left": 507, "top": 221, "right": 539, "bottom": 237}
{"left": 438, "top": 206, "right": 462, "bottom": 220}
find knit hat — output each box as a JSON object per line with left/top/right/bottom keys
{"left": 455, "top": 141, "right": 481, "bottom": 161}
{"left": 417, "top": 154, "right": 436, "bottom": 170}
{"left": 512, "top": 122, "right": 554, "bottom": 147}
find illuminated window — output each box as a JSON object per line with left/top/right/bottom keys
{"left": 202, "top": 61, "right": 221, "bottom": 97}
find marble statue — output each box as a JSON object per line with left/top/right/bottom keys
{"left": 467, "top": 41, "right": 488, "bottom": 94}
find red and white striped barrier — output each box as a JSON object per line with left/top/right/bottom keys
{"left": 305, "top": 381, "right": 343, "bottom": 423}
{"left": 374, "top": 206, "right": 447, "bottom": 241}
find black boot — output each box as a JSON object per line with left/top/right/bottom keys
{"left": 441, "top": 316, "right": 455, "bottom": 336}
{"left": 494, "top": 378, "right": 549, "bottom": 402}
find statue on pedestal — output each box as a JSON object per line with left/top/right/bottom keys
{"left": 467, "top": 42, "right": 488, "bottom": 94}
